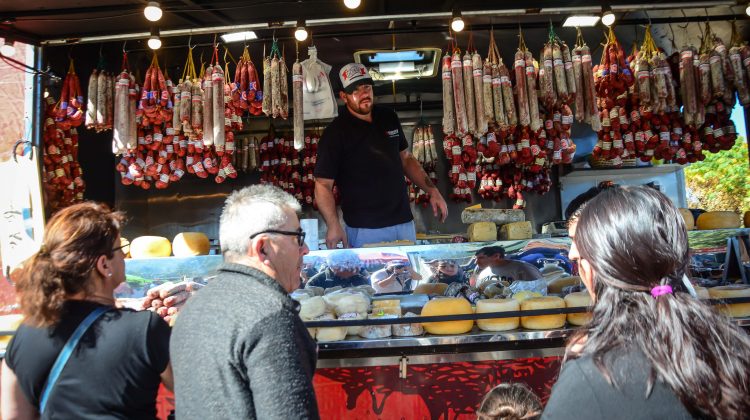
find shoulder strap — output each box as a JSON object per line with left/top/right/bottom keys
{"left": 39, "top": 306, "right": 109, "bottom": 414}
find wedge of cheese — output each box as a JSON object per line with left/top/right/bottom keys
{"left": 467, "top": 222, "right": 497, "bottom": 242}
{"left": 172, "top": 232, "right": 210, "bottom": 257}
{"left": 499, "top": 221, "right": 533, "bottom": 240}
{"left": 129, "top": 236, "right": 172, "bottom": 258}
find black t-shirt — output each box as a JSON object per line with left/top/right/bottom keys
{"left": 5, "top": 300, "right": 171, "bottom": 419}
{"left": 314, "top": 105, "right": 413, "bottom": 228}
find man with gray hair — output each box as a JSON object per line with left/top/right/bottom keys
{"left": 170, "top": 185, "right": 319, "bottom": 420}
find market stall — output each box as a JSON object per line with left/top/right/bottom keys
{"left": 1, "top": 1, "right": 750, "bottom": 419}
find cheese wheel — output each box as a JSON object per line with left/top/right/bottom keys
{"left": 129, "top": 236, "right": 172, "bottom": 258}
{"left": 678, "top": 208, "right": 695, "bottom": 230}
{"left": 708, "top": 285, "right": 750, "bottom": 318}
{"left": 696, "top": 211, "right": 741, "bottom": 230}
{"left": 119, "top": 237, "right": 131, "bottom": 258}
{"left": 693, "top": 286, "right": 710, "bottom": 300}
{"left": 520, "top": 297, "right": 566, "bottom": 329}
{"left": 0, "top": 314, "right": 24, "bottom": 348}
{"left": 564, "top": 292, "right": 593, "bottom": 326}
{"left": 512, "top": 291, "right": 542, "bottom": 302}
{"left": 299, "top": 296, "right": 327, "bottom": 320}
{"left": 476, "top": 299, "right": 520, "bottom": 331}
{"left": 467, "top": 222, "right": 497, "bottom": 242}
{"left": 172, "top": 232, "right": 210, "bottom": 257}
{"left": 547, "top": 276, "right": 582, "bottom": 294}
{"left": 744, "top": 210, "right": 750, "bottom": 228}
{"left": 393, "top": 312, "right": 424, "bottom": 336}
{"left": 420, "top": 297, "right": 474, "bottom": 335}
{"left": 316, "top": 326, "right": 348, "bottom": 342}
{"left": 413, "top": 283, "right": 449, "bottom": 295}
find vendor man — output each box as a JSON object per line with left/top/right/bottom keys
{"left": 314, "top": 63, "right": 448, "bottom": 249}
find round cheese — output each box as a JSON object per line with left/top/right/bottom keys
{"left": 520, "top": 297, "right": 566, "bottom": 330}
{"left": 413, "top": 283, "right": 449, "bottom": 295}
{"left": 0, "top": 314, "right": 24, "bottom": 348}
{"left": 172, "top": 232, "right": 210, "bottom": 257}
{"left": 696, "top": 211, "right": 741, "bottom": 230}
{"left": 708, "top": 285, "right": 750, "bottom": 318}
{"left": 392, "top": 312, "right": 424, "bottom": 337}
{"left": 744, "top": 210, "right": 750, "bottom": 228}
{"left": 476, "top": 299, "right": 520, "bottom": 331}
{"left": 678, "top": 208, "right": 695, "bottom": 231}
{"left": 564, "top": 292, "right": 593, "bottom": 326}
{"left": 299, "top": 296, "right": 327, "bottom": 320}
{"left": 512, "top": 291, "right": 542, "bottom": 302}
{"left": 420, "top": 297, "right": 474, "bottom": 335}
{"left": 316, "top": 326, "right": 348, "bottom": 342}
{"left": 129, "top": 236, "right": 172, "bottom": 258}
{"left": 547, "top": 276, "right": 582, "bottom": 295}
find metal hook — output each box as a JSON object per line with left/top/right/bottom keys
{"left": 188, "top": 34, "right": 194, "bottom": 49}
{"left": 122, "top": 41, "right": 128, "bottom": 53}
{"left": 643, "top": 10, "right": 651, "bottom": 26}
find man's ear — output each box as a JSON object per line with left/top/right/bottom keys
{"left": 249, "top": 237, "right": 266, "bottom": 258}
{"left": 339, "top": 91, "right": 347, "bottom": 101}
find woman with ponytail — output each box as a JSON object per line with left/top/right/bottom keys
{"left": 1, "top": 202, "right": 172, "bottom": 419}
{"left": 542, "top": 186, "right": 750, "bottom": 419}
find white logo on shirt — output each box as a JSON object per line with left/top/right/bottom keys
{"left": 386, "top": 129, "right": 399, "bottom": 137}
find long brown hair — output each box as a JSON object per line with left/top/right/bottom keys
{"left": 568, "top": 186, "right": 750, "bottom": 418}
{"left": 16, "top": 202, "right": 124, "bottom": 327}
{"left": 476, "top": 382, "right": 541, "bottom": 420}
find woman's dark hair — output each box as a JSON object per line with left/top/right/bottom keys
{"left": 568, "top": 186, "right": 750, "bottom": 419}
{"left": 16, "top": 202, "right": 124, "bottom": 327}
{"left": 476, "top": 382, "right": 542, "bottom": 420}
{"left": 564, "top": 181, "right": 617, "bottom": 220}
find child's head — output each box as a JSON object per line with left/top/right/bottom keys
{"left": 476, "top": 383, "right": 542, "bottom": 420}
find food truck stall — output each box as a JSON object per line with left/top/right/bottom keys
{"left": 1, "top": 1, "right": 750, "bottom": 418}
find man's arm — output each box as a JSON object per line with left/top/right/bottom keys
{"left": 400, "top": 150, "right": 448, "bottom": 222}
{"left": 314, "top": 177, "right": 348, "bottom": 249}
{"left": 245, "top": 311, "right": 320, "bottom": 420}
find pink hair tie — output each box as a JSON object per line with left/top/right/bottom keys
{"left": 651, "top": 285, "right": 673, "bottom": 298}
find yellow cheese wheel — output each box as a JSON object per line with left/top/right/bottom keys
{"left": 564, "top": 292, "right": 593, "bottom": 326}
{"left": 547, "top": 276, "right": 583, "bottom": 295}
{"left": 520, "top": 297, "right": 566, "bottom": 330}
{"left": 129, "top": 236, "right": 172, "bottom": 258}
{"left": 467, "top": 222, "right": 498, "bottom": 242}
{"left": 678, "top": 208, "right": 695, "bottom": 231}
{"left": 696, "top": 211, "right": 741, "bottom": 230}
{"left": 744, "top": 210, "right": 750, "bottom": 228}
{"left": 499, "top": 221, "right": 533, "bottom": 240}
{"left": 512, "top": 291, "right": 542, "bottom": 302}
{"left": 119, "top": 237, "right": 131, "bottom": 258}
{"left": 708, "top": 285, "right": 750, "bottom": 318}
{"left": 421, "top": 297, "right": 474, "bottom": 335}
{"left": 172, "top": 232, "right": 210, "bottom": 257}
{"left": 0, "top": 314, "right": 24, "bottom": 348}
{"left": 413, "top": 283, "right": 449, "bottom": 295}
{"left": 316, "top": 327, "right": 348, "bottom": 342}
{"left": 693, "top": 286, "right": 710, "bottom": 300}
{"left": 476, "top": 299, "right": 520, "bottom": 331}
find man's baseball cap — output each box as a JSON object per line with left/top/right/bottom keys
{"left": 339, "top": 63, "right": 374, "bottom": 94}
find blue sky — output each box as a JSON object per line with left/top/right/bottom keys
{"left": 730, "top": 103, "right": 747, "bottom": 140}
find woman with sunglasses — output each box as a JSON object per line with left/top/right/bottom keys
{"left": 1, "top": 202, "right": 172, "bottom": 419}
{"left": 542, "top": 186, "right": 750, "bottom": 419}
{"left": 427, "top": 260, "right": 468, "bottom": 285}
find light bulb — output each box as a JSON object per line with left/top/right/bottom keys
{"left": 144, "top": 2, "right": 163, "bottom": 22}
{"left": 601, "top": 5, "right": 615, "bottom": 26}
{"left": 343, "top": 0, "right": 361, "bottom": 10}
{"left": 0, "top": 40, "right": 15, "bottom": 57}
{"left": 746, "top": 4, "right": 750, "bottom": 17}
{"left": 451, "top": 10, "right": 464, "bottom": 32}
{"left": 295, "top": 20, "right": 308, "bottom": 42}
{"left": 148, "top": 36, "right": 162, "bottom": 50}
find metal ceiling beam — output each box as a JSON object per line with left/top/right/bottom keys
{"left": 40, "top": 1, "right": 740, "bottom": 46}
{"left": 178, "top": 0, "right": 234, "bottom": 26}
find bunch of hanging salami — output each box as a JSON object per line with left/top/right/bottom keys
{"left": 409, "top": 125, "right": 440, "bottom": 205}
{"left": 261, "top": 44, "right": 289, "bottom": 120}
{"left": 42, "top": 92, "right": 86, "bottom": 211}
{"left": 232, "top": 136, "right": 259, "bottom": 174}
{"left": 85, "top": 69, "right": 115, "bottom": 132}
{"left": 230, "top": 46, "right": 263, "bottom": 116}
{"left": 256, "top": 131, "right": 314, "bottom": 207}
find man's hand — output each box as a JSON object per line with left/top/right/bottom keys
{"left": 429, "top": 192, "right": 449, "bottom": 223}
{"left": 325, "top": 223, "right": 348, "bottom": 249}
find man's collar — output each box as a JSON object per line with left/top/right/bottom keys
{"left": 218, "top": 262, "right": 288, "bottom": 296}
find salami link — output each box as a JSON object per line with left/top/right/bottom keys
{"left": 540, "top": 44, "right": 555, "bottom": 108}
{"left": 572, "top": 47, "right": 585, "bottom": 122}
{"left": 473, "top": 52, "right": 487, "bottom": 135}
{"left": 191, "top": 79, "right": 203, "bottom": 133}
{"left": 515, "top": 50, "right": 530, "bottom": 127}
{"left": 292, "top": 60, "right": 304, "bottom": 150}
{"left": 462, "top": 51, "right": 477, "bottom": 136}
{"left": 86, "top": 70, "right": 98, "bottom": 129}
{"left": 262, "top": 57, "right": 272, "bottom": 116}
{"left": 552, "top": 42, "right": 568, "bottom": 104}
{"left": 482, "top": 60, "right": 494, "bottom": 124}
{"left": 491, "top": 63, "right": 506, "bottom": 126}
{"left": 212, "top": 65, "right": 225, "bottom": 154}
{"left": 562, "top": 42, "right": 577, "bottom": 102}
{"left": 525, "top": 51, "right": 541, "bottom": 132}
{"left": 271, "top": 56, "right": 281, "bottom": 118}
{"left": 441, "top": 54, "right": 456, "bottom": 135}
{"left": 96, "top": 70, "right": 109, "bottom": 130}
{"left": 112, "top": 71, "right": 129, "bottom": 154}
{"left": 279, "top": 57, "right": 289, "bottom": 119}
{"left": 498, "top": 61, "right": 516, "bottom": 126}
{"left": 451, "top": 51, "right": 468, "bottom": 136}
{"left": 202, "top": 66, "right": 214, "bottom": 147}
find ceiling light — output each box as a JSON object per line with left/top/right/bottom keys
{"left": 451, "top": 9, "right": 465, "bottom": 32}
{"left": 220, "top": 31, "right": 258, "bottom": 43}
{"left": 0, "top": 39, "right": 15, "bottom": 57}
{"left": 343, "top": 0, "right": 361, "bottom": 9}
{"left": 144, "top": 2, "right": 163, "bottom": 22}
{"left": 601, "top": 5, "right": 616, "bottom": 26}
{"left": 746, "top": 3, "right": 750, "bottom": 16}
{"left": 562, "top": 15, "right": 600, "bottom": 27}
{"left": 294, "top": 20, "right": 308, "bottom": 42}
{"left": 148, "top": 27, "right": 161, "bottom": 50}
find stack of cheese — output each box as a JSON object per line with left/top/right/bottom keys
{"left": 128, "top": 232, "right": 211, "bottom": 258}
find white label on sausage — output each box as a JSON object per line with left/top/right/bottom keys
{"left": 451, "top": 60, "right": 462, "bottom": 68}
{"left": 554, "top": 59, "right": 563, "bottom": 66}
{"left": 160, "top": 174, "right": 170, "bottom": 183}
{"left": 645, "top": 149, "right": 654, "bottom": 157}
{"left": 582, "top": 54, "right": 592, "bottom": 63}
{"left": 713, "top": 128, "right": 724, "bottom": 137}
{"left": 174, "top": 168, "right": 185, "bottom": 178}
{"left": 521, "top": 139, "right": 530, "bottom": 148}
{"left": 624, "top": 133, "right": 634, "bottom": 143}
{"left": 166, "top": 127, "right": 175, "bottom": 135}
{"left": 462, "top": 137, "right": 473, "bottom": 147}
{"left": 660, "top": 131, "right": 670, "bottom": 141}
{"left": 463, "top": 59, "right": 472, "bottom": 67}
{"left": 515, "top": 59, "right": 525, "bottom": 68}
{"left": 292, "top": 75, "right": 303, "bottom": 83}
{"left": 451, "top": 145, "right": 462, "bottom": 156}
{"left": 613, "top": 139, "right": 623, "bottom": 149}
{"left": 443, "top": 71, "right": 452, "bottom": 80}
{"left": 154, "top": 133, "right": 163, "bottom": 142}
{"left": 602, "top": 141, "right": 612, "bottom": 150}
{"left": 553, "top": 150, "right": 562, "bottom": 160}
{"left": 564, "top": 62, "right": 573, "bottom": 70}
{"left": 473, "top": 69, "right": 483, "bottom": 77}
{"left": 467, "top": 171, "right": 476, "bottom": 181}
{"left": 483, "top": 75, "right": 492, "bottom": 83}
{"left": 562, "top": 115, "right": 574, "bottom": 125}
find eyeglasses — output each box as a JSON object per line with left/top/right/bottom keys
{"left": 250, "top": 227, "right": 306, "bottom": 247}
{"left": 112, "top": 243, "right": 128, "bottom": 254}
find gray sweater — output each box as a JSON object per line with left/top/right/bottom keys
{"left": 170, "top": 263, "right": 319, "bottom": 420}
